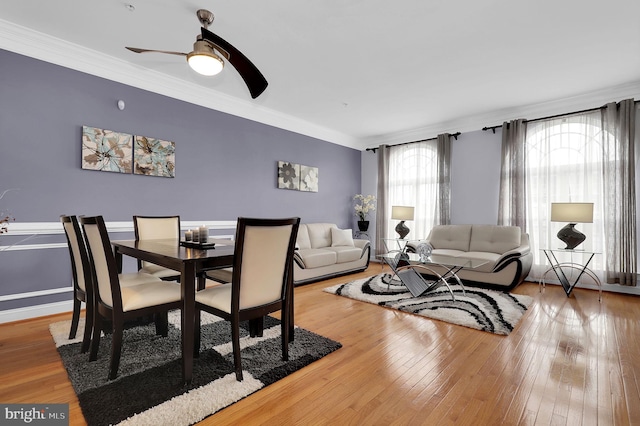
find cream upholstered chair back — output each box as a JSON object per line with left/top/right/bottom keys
{"left": 80, "top": 215, "right": 182, "bottom": 380}
{"left": 61, "top": 216, "right": 89, "bottom": 293}
{"left": 133, "top": 215, "right": 181, "bottom": 277}
{"left": 133, "top": 215, "right": 181, "bottom": 240}
{"left": 236, "top": 223, "right": 297, "bottom": 310}
{"left": 81, "top": 216, "right": 120, "bottom": 309}
{"left": 194, "top": 217, "right": 300, "bottom": 382}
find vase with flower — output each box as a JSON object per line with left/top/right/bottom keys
{"left": 353, "top": 194, "right": 376, "bottom": 232}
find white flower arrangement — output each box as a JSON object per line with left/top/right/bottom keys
{"left": 353, "top": 194, "right": 376, "bottom": 221}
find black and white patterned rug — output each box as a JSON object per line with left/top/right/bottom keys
{"left": 324, "top": 274, "right": 532, "bottom": 335}
{"left": 49, "top": 312, "right": 341, "bottom": 426}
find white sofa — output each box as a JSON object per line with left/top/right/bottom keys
{"left": 293, "top": 223, "right": 371, "bottom": 285}
{"left": 407, "top": 224, "right": 532, "bottom": 290}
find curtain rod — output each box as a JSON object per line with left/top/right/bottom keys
{"left": 365, "top": 131, "right": 461, "bottom": 153}
{"left": 482, "top": 99, "right": 640, "bottom": 133}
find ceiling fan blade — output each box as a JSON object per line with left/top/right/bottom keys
{"left": 126, "top": 47, "right": 188, "bottom": 57}
{"left": 200, "top": 27, "right": 268, "bottom": 99}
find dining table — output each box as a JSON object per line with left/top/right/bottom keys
{"left": 112, "top": 238, "right": 234, "bottom": 385}
{"left": 111, "top": 237, "right": 296, "bottom": 384}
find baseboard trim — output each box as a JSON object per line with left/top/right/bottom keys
{"left": 0, "top": 300, "right": 73, "bottom": 324}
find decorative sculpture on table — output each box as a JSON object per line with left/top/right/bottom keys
{"left": 416, "top": 242, "right": 433, "bottom": 261}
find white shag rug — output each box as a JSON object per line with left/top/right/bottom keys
{"left": 324, "top": 274, "right": 533, "bottom": 335}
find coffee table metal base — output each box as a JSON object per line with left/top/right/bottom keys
{"left": 382, "top": 263, "right": 466, "bottom": 300}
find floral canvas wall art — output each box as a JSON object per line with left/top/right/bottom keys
{"left": 82, "top": 126, "right": 133, "bottom": 173}
{"left": 277, "top": 161, "right": 319, "bottom": 192}
{"left": 300, "top": 165, "right": 319, "bottom": 192}
{"left": 278, "top": 161, "right": 300, "bottom": 190}
{"left": 134, "top": 136, "right": 175, "bottom": 178}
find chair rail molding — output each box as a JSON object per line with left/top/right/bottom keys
{"left": 0, "top": 220, "right": 238, "bottom": 324}
{"left": 1, "top": 220, "right": 237, "bottom": 251}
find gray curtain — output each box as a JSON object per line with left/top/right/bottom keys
{"left": 375, "top": 144, "right": 389, "bottom": 256}
{"left": 435, "top": 133, "right": 451, "bottom": 225}
{"left": 601, "top": 99, "right": 637, "bottom": 285}
{"left": 498, "top": 119, "right": 527, "bottom": 228}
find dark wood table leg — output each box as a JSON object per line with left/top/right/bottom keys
{"left": 181, "top": 263, "right": 196, "bottom": 385}
{"left": 113, "top": 247, "right": 123, "bottom": 273}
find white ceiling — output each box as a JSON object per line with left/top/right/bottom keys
{"left": 1, "top": 0, "right": 640, "bottom": 150}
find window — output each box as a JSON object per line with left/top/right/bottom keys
{"left": 525, "top": 112, "right": 607, "bottom": 278}
{"left": 387, "top": 141, "right": 439, "bottom": 240}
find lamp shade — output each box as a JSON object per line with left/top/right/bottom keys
{"left": 391, "top": 206, "right": 415, "bottom": 221}
{"left": 550, "top": 203, "right": 594, "bottom": 223}
{"left": 187, "top": 40, "right": 224, "bottom": 76}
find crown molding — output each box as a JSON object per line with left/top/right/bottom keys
{"left": 0, "top": 19, "right": 361, "bottom": 150}
{"left": 360, "top": 80, "right": 640, "bottom": 148}
{"left": 3, "top": 19, "right": 638, "bottom": 152}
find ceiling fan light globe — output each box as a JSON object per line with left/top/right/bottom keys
{"left": 187, "top": 52, "right": 224, "bottom": 76}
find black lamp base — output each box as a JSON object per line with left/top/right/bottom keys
{"left": 557, "top": 223, "right": 586, "bottom": 250}
{"left": 395, "top": 220, "right": 410, "bottom": 239}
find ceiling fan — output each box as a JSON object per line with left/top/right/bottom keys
{"left": 126, "top": 9, "right": 268, "bottom": 99}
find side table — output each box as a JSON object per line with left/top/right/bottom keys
{"left": 354, "top": 230, "right": 370, "bottom": 240}
{"left": 539, "top": 248, "right": 602, "bottom": 302}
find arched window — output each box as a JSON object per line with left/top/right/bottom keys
{"left": 387, "top": 141, "right": 439, "bottom": 240}
{"left": 525, "top": 111, "right": 607, "bottom": 277}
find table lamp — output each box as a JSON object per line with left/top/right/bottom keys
{"left": 550, "top": 202, "right": 594, "bottom": 249}
{"left": 391, "top": 206, "right": 414, "bottom": 239}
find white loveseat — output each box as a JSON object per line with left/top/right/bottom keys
{"left": 293, "top": 223, "right": 371, "bottom": 285}
{"left": 407, "top": 224, "right": 532, "bottom": 290}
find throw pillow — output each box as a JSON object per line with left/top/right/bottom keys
{"left": 331, "top": 228, "right": 355, "bottom": 247}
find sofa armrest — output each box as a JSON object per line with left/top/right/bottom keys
{"left": 493, "top": 242, "right": 530, "bottom": 272}
{"left": 354, "top": 239, "right": 371, "bottom": 259}
{"left": 294, "top": 251, "right": 306, "bottom": 269}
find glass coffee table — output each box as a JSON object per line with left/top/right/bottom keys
{"left": 377, "top": 252, "right": 489, "bottom": 300}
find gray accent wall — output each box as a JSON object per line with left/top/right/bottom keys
{"left": 0, "top": 49, "right": 361, "bottom": 314}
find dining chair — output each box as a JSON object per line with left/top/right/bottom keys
{"left": 61, "top": 215, "right": 176, "bottom": 352}
{"left": 205, "top": 267, "right": 234, "bottom": 284}
{"left": 194, "top": 217, "right": 300, "bottom": 381}
{"left": 133, "top": 215, "right": 181, "bottom": 281}
{"left": 60, "top": 215, "right": 95, "bottom": 353}
{"left": 81, "top": 215, "right": 183, "bottom": 380}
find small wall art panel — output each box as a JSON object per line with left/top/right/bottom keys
{"left": 82, "top": 125, "right": 133, "bottom": 173}
{"left": 134, "top": 136, "right": 175, "bottom": 178}
{"left": 277, "top": 161, "right": 318, "bottom": 192}
{"left": 277, "top": 161, "right": 300, "bottom": 190}
{"left": 300, "top": 165, "right": 319, "bottom": 192}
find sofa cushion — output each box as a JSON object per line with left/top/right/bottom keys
{"left": 295, "top": 248, "right": 337, "bottom": 269}
{"left": 429, "top": 225, "right": 472, "bottom": 251}
{"left": 326, "top": 246, "right": 363, "bottom": 263}
{"left": 306, "top": 223, "right": 335, "bottom": 249}
{"left": 469, "top": 225, "right": 521, "bottom": 254}
{"left": 331, "top": 228, "right": 354, "bottom": 247}
{"left": 296, "top": 224, "right": 312, "bottom": 249}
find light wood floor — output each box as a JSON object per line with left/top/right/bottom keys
{"left": 1, "top": 264, "right": 639, "bottom": 425}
